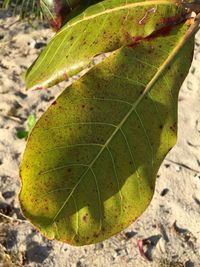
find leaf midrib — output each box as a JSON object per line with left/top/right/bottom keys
{"left": 50, "top": 20, "right": 193, "bottom": 226}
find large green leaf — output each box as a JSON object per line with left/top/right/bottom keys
{"left": 25, "top": 0, "right": 188, "bottom": 90}
{"left": 20, "top": 20, "right": 195, "bottom": 245}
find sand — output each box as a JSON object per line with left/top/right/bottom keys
{"left": 0, "top": 12, "right": 200, "bottom": 267}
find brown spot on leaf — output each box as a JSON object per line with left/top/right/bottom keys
{"left": 128, "top": 36, "right": 143, "bottom": 48}
{"left": 63, "top": 70, "right": 68, "bottom": 80}
{"left": 93, "top": 232, "right": 99, "bottom": 238}
{"left": 83, "top": 213, "right": 88, "bottom": 223}
{"left": 160, "top": 15, "right": 185, "bottom": 26}
{"left": 170, "top": 123, "right": 177, "bottom": 132}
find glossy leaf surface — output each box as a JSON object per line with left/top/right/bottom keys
{"left": 25, "top": 0, "right": 188, "bottom": 91}
{"left": 20, "top": 20, "right": 194, "bottom": 245}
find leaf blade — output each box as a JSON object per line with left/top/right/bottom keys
{"left": 20, "top": 19, "right": 195, "bottom": 245}
{"left": 25, "top": 0, "right": 188, "bottom": 90}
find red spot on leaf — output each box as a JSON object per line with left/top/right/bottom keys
{"left": 160, "top": 15, "right": 185, "bottom": 26}
{"left": 128, "top": 36, "right": 143, "bottom": 48}
{"left": 33, "top": 86, "right": 43, "bottom": 91}
{"left": 48, "top": 17, "right": 62, "bottom": 32}
{"left": 146, "top": 26, "right": 174, "bottom": 40}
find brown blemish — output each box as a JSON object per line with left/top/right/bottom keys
{"left": 146, "top": 26, "right": 174, "bottom": 40}
{"left": 82, "top": 213, "right": 88, "bottom": 223}
{"left": 148, "top": 46, "right": 155, "bottom": 54}
{"left": 170, "top": 123, "right": 177, "bottom": 132}
{"left": 124, "top": 31, "right": 131, "bottom": 41}
{"left": 160, "top": 15, "right": 186, "bottom": 26}
{"left": 93, "top": 232, "right": 99, "bottom": 238}
{"left": 159, "top": 125, "right": 163, "bottom": 129}
{"left": 63, "top": 70, "right": 68, "bottom": 80}
{"left": 128, "top": 36, "right": 143, "bottom": 48}
{"left": 52, "top": 101, "right": 57, "bottom": 105}
{"left": 68, "top": 168, "right": 71, "bottom": 173}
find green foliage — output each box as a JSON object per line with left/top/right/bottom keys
{"left": 16, "top": 114, "right": 36, "bottom": 140}
{"left": 25, "top": 0, "right": 188, "bottom": 90}
{"left": 18, "top": 0, "right": 200, "bottom": 245}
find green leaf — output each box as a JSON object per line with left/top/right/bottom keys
{"left": 25, "top": 0, "right": 188, "bottom": 91}
{"left": 16, "top": 130, "right": 29, "bottom": 139}
{"left": 27, "top": 114, "right": 37, "bottom": 131}
{"left": 20, "top": 20, "right": 195, "bottom": 245}
{"left": 16, "top": 114, "right": 36, "bottom": 140}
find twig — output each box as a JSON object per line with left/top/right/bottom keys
{"left": 0, "top": 113, "right": 23, "bottom": 123}
{"left": 0, "top": 212, "right": 27, "bottom": 224}
{"left": 165, "top": 158, "right": 200, "bottom": 173}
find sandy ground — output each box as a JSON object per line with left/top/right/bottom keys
{"left": 0, "top": 12, "right": 200, "bottom": 267}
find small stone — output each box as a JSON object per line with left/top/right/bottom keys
{"left": 164, "top": 164, "right": 170, "bottom": 168}
{"left": 175, "top": 165, "right": 181, "bottom": 172}
{"left": 0, "top": 202, "right": 13, "bottom": 216}
{"left": 76, "top": 261, "right": 83, "bottom": 267}
{"left": 95, "top": 242, "right": 104, "bottom": 250}
{"left": 2, "top": 191, "right": 15, "bottom": 199}
{"left": 160, "top": 188, "right": 169, "bottom": 197}
{"left": 124, "top": 231, "right": 136, "bottom": 239}
{"left": 28, "top": 39, "right": 36, "bottom": 49}
{"left": 34, "top": 42, "right": 46, "bottom": 49}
